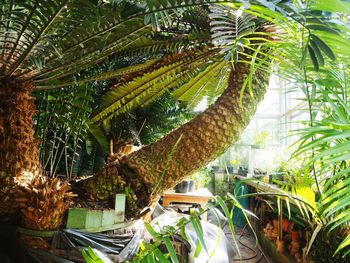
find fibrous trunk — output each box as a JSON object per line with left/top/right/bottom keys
{"left": 0, "top": 79, "right": 40, "bottom": 218}
{"left": 0, "top": 79, "right": 72, "bottom": 231}
{"left": 85, "top": 62, "right": 270, "bottom": 215}
{"left": 0, "top": 79, "right": 41, "bottom": 179}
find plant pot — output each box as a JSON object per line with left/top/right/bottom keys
{"left": 188, "top": 180, "right": 195, "bottom": 192}
{"left": 238, "top": 166, "right": 248, "bottom": 176}
{"left": 272, "top": 219, "right": 279, "bottom": 229}
{"left": 291, "top": 230, "right": 300, "bottom": 241}
{"left": 289, "top": 240, "right": 301, "bottom": 256}
{"left": 276, "top": 239, "right": 285, "bottom": 253}
{"left": 264, "top": 223, "right": 274, "bottom": 240}
{"left": 175, "top": 181, "right": 190, "bottom": 193}
{"left": 282, "top": 218, "right": 294, "bottom": 233}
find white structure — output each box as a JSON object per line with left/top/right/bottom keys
{"left": 212, "top": 74, "right": 309, "bottom": 175}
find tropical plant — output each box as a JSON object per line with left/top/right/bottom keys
{"left": 78, "top": 193, "right": 254, "bottom": 263}
{"left": 0, "top": 0, "right": 215, "bottom": 226}
{"left": 241, "top": 0, "right": 350, "bottom": 256}
{"left": 2, "top": 0, "right": 271, "bottom": 226}
{"left": 0, "top": 0, "right": 346, "bottom": 251}
{"left": 35, "top": 85, "right": 95, "bottom": 179}
{"left": 190, "top": 166, "right": 212, "bottom": 189}
{"left": 289, "top": 64, "right": 350, "bottom": 256}
{"left": 82, "top": 247, "right": 106, "bottom": 263}
{"left": 106, "top": 93, "right": 194, "bottom": 146}
{"left": 85, "top": 0, "right": 348, "bottom": 214}
{"left": 265, "top": 1, "right": 350, "bottom": 255}
{"left": 132, "top": 193, "right": 255, "bottom": 262}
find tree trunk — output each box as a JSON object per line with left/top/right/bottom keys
{"left": 84, "top": 62, "right": 270, "bottom": 215}
{"left": 0, "top": 79, "right": 72, "bottom": 234}
{"left": 0, "top": 79, "right": 41, "bottom": 218}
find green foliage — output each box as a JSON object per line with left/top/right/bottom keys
{"left": 252, "top": 130, "right": 270, "bottom": 148}
{"left": 136, "top": 95, "right": 194, "bottom": 144}
{"left": 133, "top": 193, "right": 254, "bottom": 262}
{"left": 0, "top": 0, "right": 214, "bottom": 89}
{"left": 91, "top": 48, "right": 226, "bottom": 123}
{"left": 1, "top": 0, "right": 150, "bottom": 85}
{"left": 209, "top": 4, "right": 256, "bottom": 62}
{"left": 190, "top": 167, "right": 212, "bottom": 188}
{"left": 82, "top": 247, "right": 105, "bottom": 263}
{"left": 100, "top": 93, "right": 193, "bottom": 146}
{"left": 34, "top": 85, "right": 95, "bottom": 178}
{"left": 309, "top": 230, "right": 350, "bottom": 263}
{"left": 172, "top": 60, "right": 229, "bottom": 108}
{"left": 252, "top": 0, "right": 350, "bottom": 256}
{"left": 214, "top": 178, "right": 235, "bottom": 198}
{"left": 1, "top": 0, "right": 349, "bottom": 258}
{"left": 291, "top": 64, "right": 350, "bottom": 256}
{"left": 92, "top": 3, "right": 280, "bottom": 123}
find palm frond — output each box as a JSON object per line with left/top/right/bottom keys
{"left": 290, "top": 61, "right": 350, "bottom": 254}
{"left": 5, "top": 1, "right": 68, "bottom": 76}
{"left": 27, "top": 17, "right": 151, "bottom": 84}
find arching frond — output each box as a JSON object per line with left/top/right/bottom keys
{"left": 0, "top": 0, "right": 68, "bottom": 75}
{"left": 34, "top": 58, "right": 161, "bottom": 90}
{"left": 26, "top": 17, "right": 152, "bottom": 84}
{"left": 91, "top": 48, "right": 223, "bottom": 123}
{"left": 172, "top": 60, "right": 230, "bottom": 108}
{"left": 0, "top": 0, "right": 218, "bottom": 89}
{"left": 209, "top": 4, "right": 255, "bottom": 47}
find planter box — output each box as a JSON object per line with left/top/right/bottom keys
{"left": 66, "top": 194, "right": 126, "bottom": 229}
{"left": 66, "top": 208, "right": 103, "bottom": 229}
{"left": 102, "top": 209, "right": 115, "bottom": 226}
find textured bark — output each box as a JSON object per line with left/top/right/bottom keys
{"left": 0, "top": 79, "right": 41, "bottom": 218}
{"left": 85, "top": 62, "right": 270, "bottom": 214}
{"left": 125, "top": 63, "right": 268, "bottom": 197}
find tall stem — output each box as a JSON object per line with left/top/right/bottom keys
{"left": 0, "top": 79, "right": 41, "bottom": 181}
{"left": 299, "top": 5, "right": 321, "bottom": 194}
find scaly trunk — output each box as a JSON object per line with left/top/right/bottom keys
{"left": 0, "top": 79, "right": 41, "bottom": 218}
{"left": 84, "top": 62, "right": 270, "bottom": 215}
{"left": 0, "top": 79, "right": 72, "bottom": 232}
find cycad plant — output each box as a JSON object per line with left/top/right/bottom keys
{"left": 83, "top": 10, "right": 275, "bottom": 214}
{"left": 35, "top": 85, "right": 95, "bottom": 179}
{"left": 0, "top": 0, "right": 345, "bottom": 237}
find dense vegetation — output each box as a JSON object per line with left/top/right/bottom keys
{"left": 0, "top": 0, "right": 349, "bottom": 260}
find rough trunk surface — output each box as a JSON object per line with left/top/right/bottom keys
{"left": 0, "top": 79, "right": 41, "bottom": 218}
{"left": 0, "top": 79, "right": 72, "bottom": 232}
{"left": 85, "top": 62, "right": 270, "bottom": 215}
